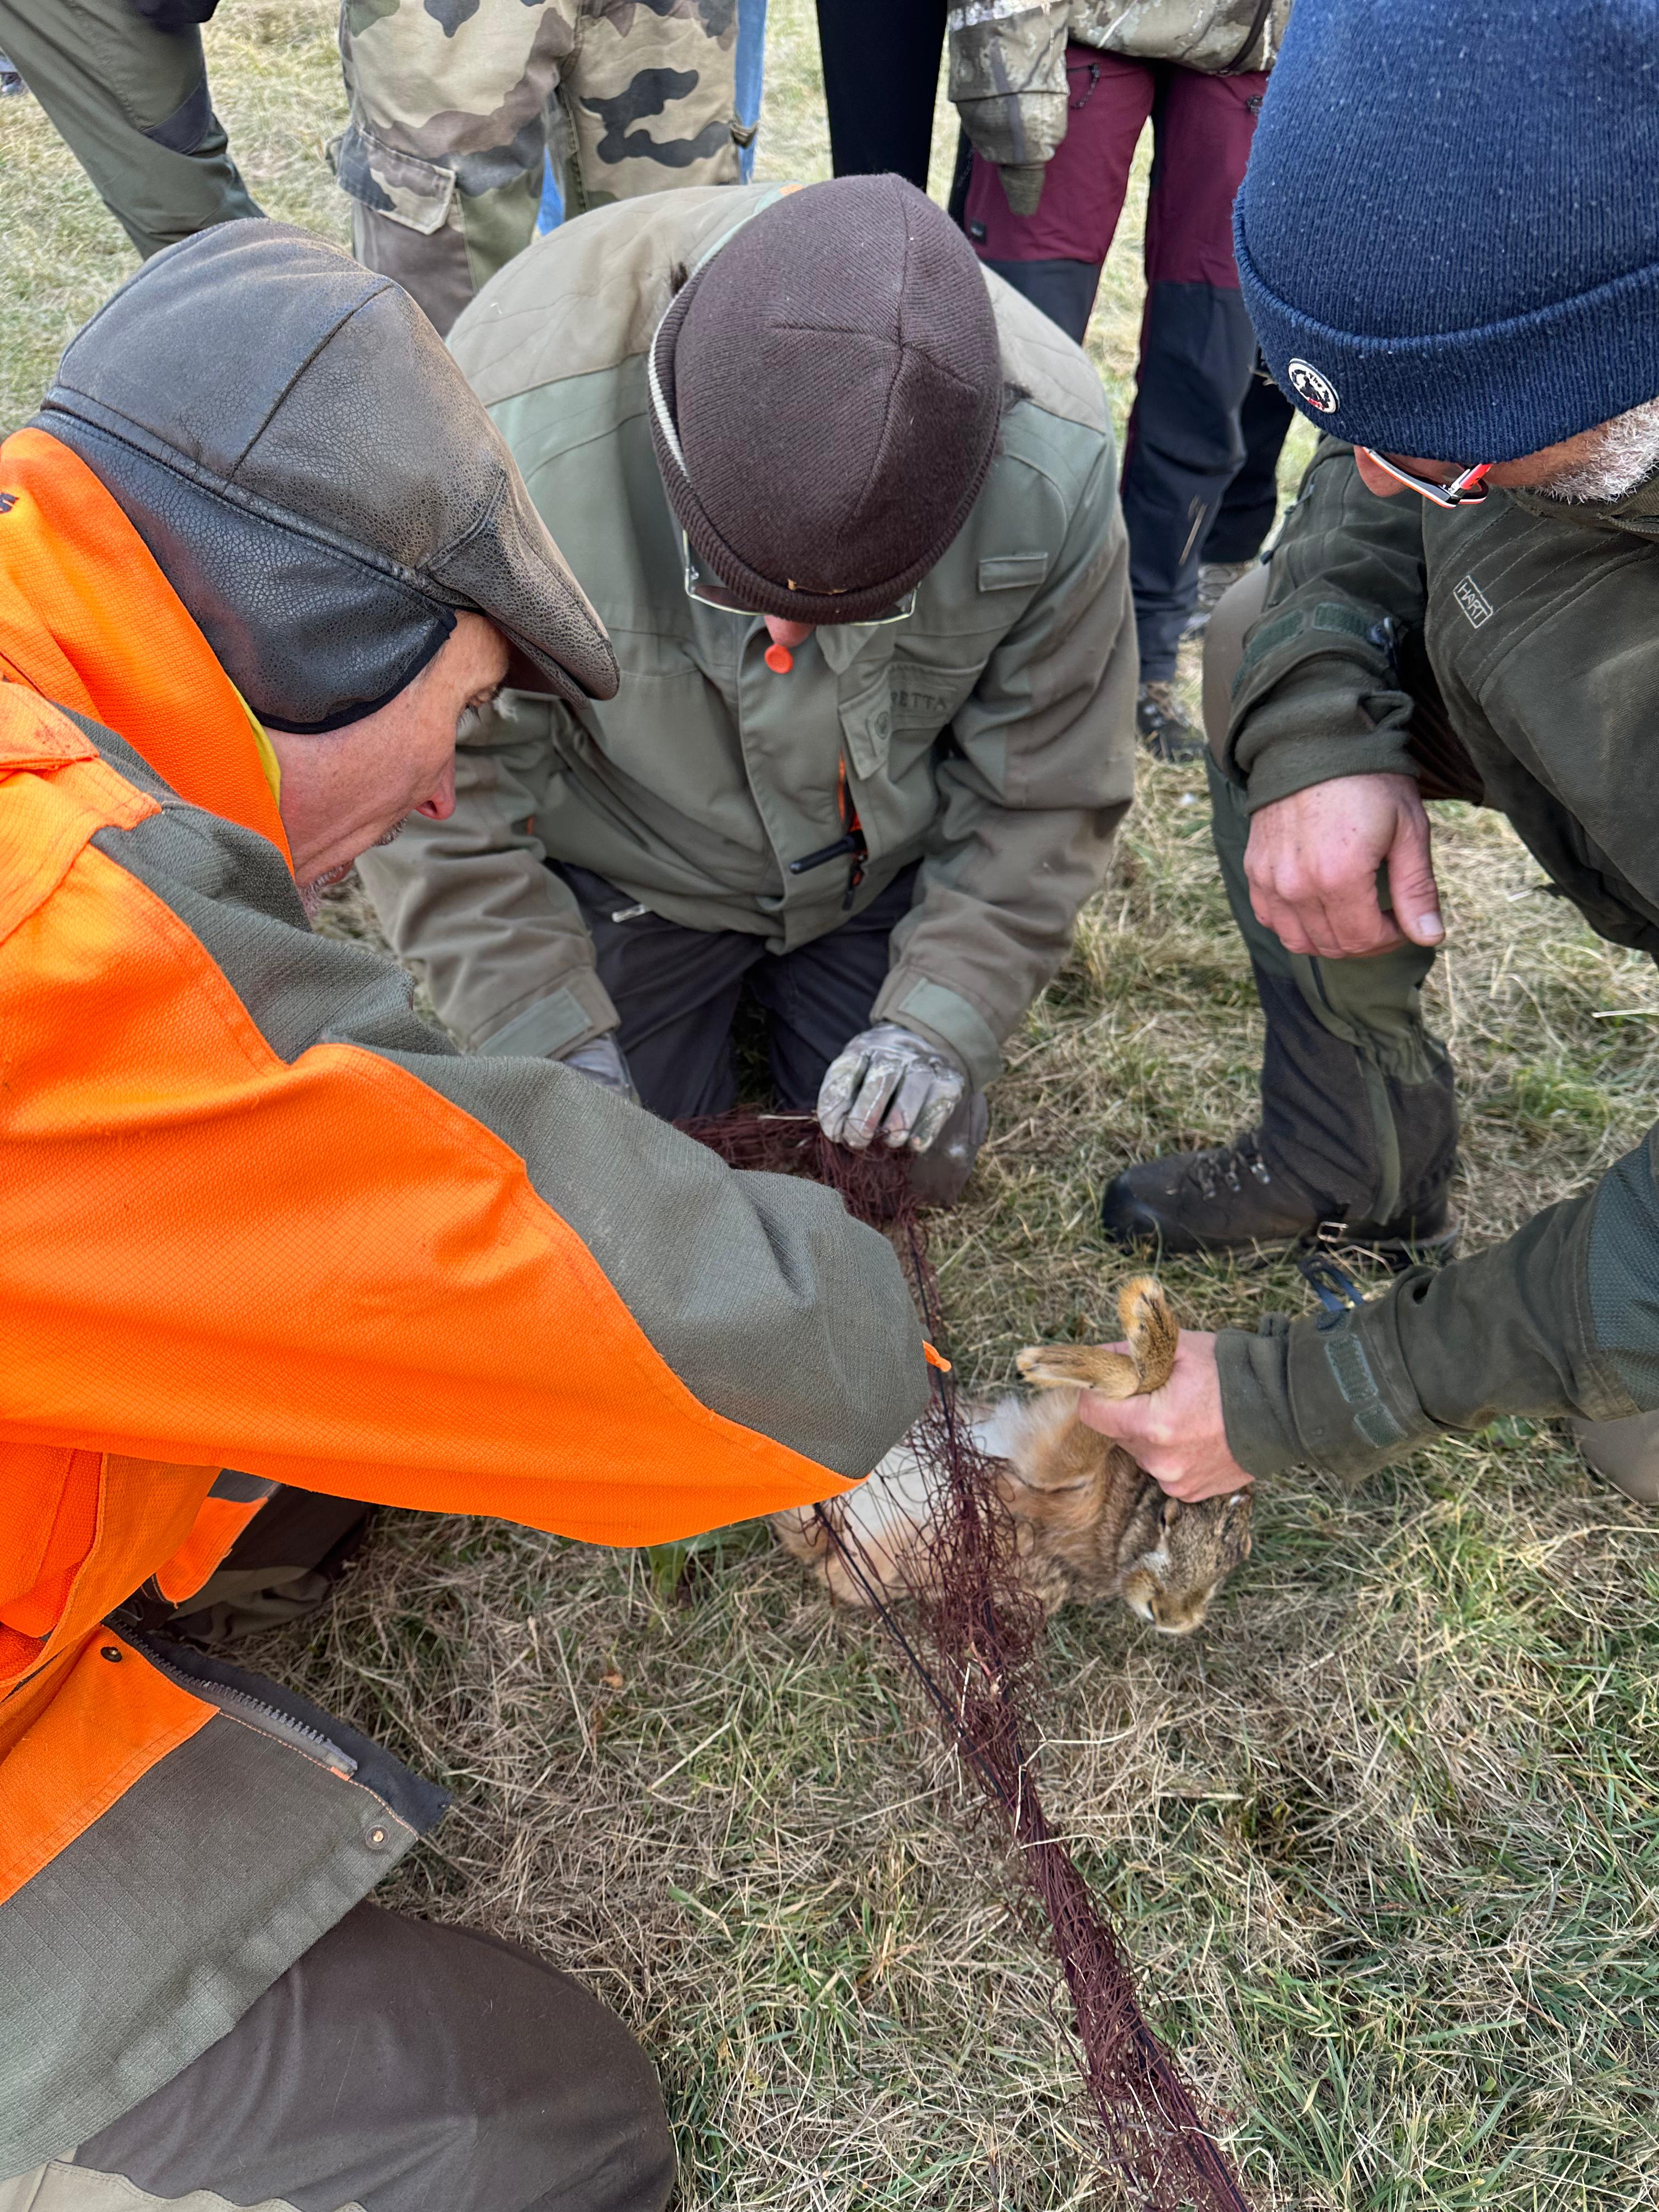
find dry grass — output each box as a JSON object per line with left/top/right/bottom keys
{"left": 5, "top": 6, "right": 1658, "bottom": 2205}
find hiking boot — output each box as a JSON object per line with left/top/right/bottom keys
{"left": 1136, "top": 680, "right": 1206, "bottom": 763}
{"left": 0, "top": 54, "right": 25, "bottom": 97}
{"left": 1100, "top": 1128, "right": 1459, "bottom": 1261}
{"left": 1181, "top": 558, "right": 1255, "bottom": 642}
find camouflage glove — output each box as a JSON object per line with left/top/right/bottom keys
{"left": 817, "top": 1024, "right": 966, "bottom": 1155}
{"left": 997, "top": 162, "right": 1048, "bottom": 217}
{"left": 557, "top": 1032, "right": 638, "bottom": 1105}
{"left": 127, "top": 0, "right": 221, "bottom": 25}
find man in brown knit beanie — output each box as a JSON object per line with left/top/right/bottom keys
{"left": 360, "top": 174, "right": 1137, "bottom": 1201}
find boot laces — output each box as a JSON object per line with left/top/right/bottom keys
{"left": 1190, "top": 1133, "right": 1273, "bottom": 1200}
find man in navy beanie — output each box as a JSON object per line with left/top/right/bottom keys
{"left": 1084, "top": 0, "right": 1659, "bottom": 1507}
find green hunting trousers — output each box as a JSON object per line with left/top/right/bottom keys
{"left": 1202, "top": 562, "right": 1459, "bottom": 1232}
{"left": 0, "top": 0, "right": 259, "bottom": 257}
{"left": 334, "top": 0, "right": 745, "bottom": 335}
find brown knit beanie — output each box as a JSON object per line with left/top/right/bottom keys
{"left": 647, "top": 176, "right": 1002, "bottom": 626}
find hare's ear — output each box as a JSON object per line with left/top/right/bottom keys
{"left": 1158, "top": 1495, "right": 1182, "bottom": 1532}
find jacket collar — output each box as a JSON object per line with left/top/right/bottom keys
{"left": 1504, "top": 465, "right": 1659, "bottom": 543}
{"left": 0, "top": 426, "right": 290, "bottom": 861}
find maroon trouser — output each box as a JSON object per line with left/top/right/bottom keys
{"left": 963, "top": 49, "right": 1274, "bottom": 678}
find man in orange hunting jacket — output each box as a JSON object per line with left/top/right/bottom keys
{"left": 0, "top": 221, "right": 928, "bottom": 2212}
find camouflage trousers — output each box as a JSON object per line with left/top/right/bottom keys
{"left": 336, "top": 0, "right": 744, "bottom": 335}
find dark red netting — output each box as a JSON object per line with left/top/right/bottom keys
{"left": 679, "top": 1111, "right": 1250, "bottom": 2212}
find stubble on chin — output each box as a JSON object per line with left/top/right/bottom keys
{"left": 297, "top": 815, "right": 412, "bottom": 926}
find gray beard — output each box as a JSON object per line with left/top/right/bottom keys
{"left": 1531, "top": 395, "right": 1659, "bottom": 504}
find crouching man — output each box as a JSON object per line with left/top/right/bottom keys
{"left": 0, "top": 224, "right": 927, "bottom": 2210}
{"left": 1087, "top": 0, "right": 1659, "bottom": 1509}
{"left": 358, "top": 174, "right": 1137, "bottom": 1203}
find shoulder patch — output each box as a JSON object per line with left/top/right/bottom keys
{"left": 1453, "top": 573, "right": 1493, "bottom": 628}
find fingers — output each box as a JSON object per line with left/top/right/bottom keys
{"left": 1074, "top": 1330, "right": 1253, "bottom": 1501}
{"left": 1384, "top": 800, "right": 1446, "bottom": 947}
{"left": 837, "top": 1052, "right": 905, "bottom": 1150}
{"left": 814, "top": 1053, "right": 864, "bottom": 1146}
{"left": 886, "top": 1065, "right": 964, "bottom": 1154}
{"left": 1252, "top": 885, "right": 1402, "bottom": 960}
{"left": 1079, "top": 1385, "right": 1255, "bottom": 1501}
{"left": 819, "top": 1028, "right": 965, "bottom": 1153}
{"left": 881, "top": 1057, "right": 944, "bottom": 1150}
{"left": 1244, "top": 774, "right": 1441, "bottom": 961}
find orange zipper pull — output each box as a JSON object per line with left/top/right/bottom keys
{"left": 923, "top": 1341, "right": 952, "bottom": 1374}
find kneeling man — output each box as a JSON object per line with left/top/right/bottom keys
{"left": 1, "top": 223, "right": 925, "bottom": 2209}
{"left": 360, "top": 175, "right": 1137, "bottom": 1199}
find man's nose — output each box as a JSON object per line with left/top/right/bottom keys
{"left": 418, "top": 761, "right": 458, "bottom": 821}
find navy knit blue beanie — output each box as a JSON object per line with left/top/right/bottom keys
{"left": 1235, "top": 0, "right": 1659, "bottom": 463}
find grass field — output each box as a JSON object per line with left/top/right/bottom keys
{"left": 4, "top": 7, "right": 1658, "bottom": 2205}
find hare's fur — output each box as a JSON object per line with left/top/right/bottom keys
{"left": 775, "top": 1278, "right": 1252, "bottom": 1635}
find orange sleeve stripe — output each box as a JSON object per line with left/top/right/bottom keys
{"left": 3, "top": 837, "right": 855, "bottom": 1548}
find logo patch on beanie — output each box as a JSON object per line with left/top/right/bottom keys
{"left": 1286, "top": 358, "right": 1340, "bottom": 414}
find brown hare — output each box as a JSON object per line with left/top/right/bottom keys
{"left": 774, "top": 1277, "right": 1252, "bottom": 1635}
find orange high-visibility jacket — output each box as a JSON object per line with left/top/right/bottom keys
{"left": 0, "top": 430, "right": 927, "bottom": 2174}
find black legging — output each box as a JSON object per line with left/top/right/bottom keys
{"left": 814, "top": 0, "right": 949, "bottom": 190}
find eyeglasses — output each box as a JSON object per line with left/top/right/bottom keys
{"left": 681, "top": 536, "right": 917, "bottom": 626}
{"left": 1359, "top": 449, "right": 1493, "bottom": 509}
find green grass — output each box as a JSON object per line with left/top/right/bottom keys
{"left": 4, "top": 7, "right": 1657, "bottom": 2203}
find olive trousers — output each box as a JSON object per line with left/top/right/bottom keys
{"left": 1205, "top": 563, "right": 1659, "bottom": 1504}
{"left": 0, "top": 0, "right": 259, "bottom": 257}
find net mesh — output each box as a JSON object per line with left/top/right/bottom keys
{"left": 680, "top": 1111, "right": 1250, "bottom": 2211}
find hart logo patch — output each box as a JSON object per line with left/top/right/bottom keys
{"left": 1286, "top": 358, "right": 1340, "bottom": 413}
{"left": 1453, "top": 573, "right": 1493, "bottom": 628}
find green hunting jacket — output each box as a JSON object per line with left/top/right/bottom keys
{"left": 950, "top": 1, "right": 1293, "bottom": 180}
{"left": 1212, "top": 438, "right": 1659, "bottom": 1481}
{"left": 356, "top": 184, "right": 1136, "bottom": 1093}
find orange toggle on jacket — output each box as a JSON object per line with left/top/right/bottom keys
{"left": 0, "top": 428, "right": 927, "bottom": 2174}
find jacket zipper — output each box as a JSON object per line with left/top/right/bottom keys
{"left": 137, "top": 1640, "right": 358, "bottom": 1779}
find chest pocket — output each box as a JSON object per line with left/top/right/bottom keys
{"left": 839, "top": 666, "right": 895, "bottom": 781}
{"left": 837, "top": 640, "right": 984, "bottom": 780}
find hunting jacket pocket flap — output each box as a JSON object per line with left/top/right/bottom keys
{"left": 979, "top": 552, "right": 1050, "bottom": 592}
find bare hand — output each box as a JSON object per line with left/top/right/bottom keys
{"left": 1244, "top": 772, "right": 1444, "bottom": 960}
{"left": 1076, "top": 1331, "right": 1253, "bottom": 1503}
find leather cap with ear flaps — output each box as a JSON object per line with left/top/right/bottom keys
{"left": 35, "top": 220, "right": 617, "bottom": 732}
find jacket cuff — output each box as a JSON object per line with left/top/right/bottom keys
{"left": 1229, "top": 661, "right": 1418, "bottom": 811}
{"left": 1214, "top": 1318, "right": 1301, "bottom": 1478}
{"left": 1283, "top": 1297, "right": 1442, "bottom": 1477}
{"left": 1218, "top": 1290, "right": 1444, "bottom": 1484}
{"left": 872, "top": 972, "right": 1000, "bottom": 1090}
{"left": 1240, "top": 726, "right": 1423, "bottom": 811}
{"left": 473, "top": 967, "right": 620, "bottom": 1059}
